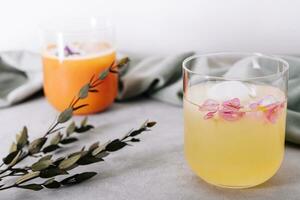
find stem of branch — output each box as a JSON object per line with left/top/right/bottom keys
{"left": 44, "top": 122, "right": 59, "bottom": 137}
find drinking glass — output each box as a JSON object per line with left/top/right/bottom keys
{"left": 183, "top": 53, "right": 289, "bottom": 188}
{"left": 40, "top": 17, "right": 116, "bottom": 114}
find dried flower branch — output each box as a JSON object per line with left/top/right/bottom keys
{"left": 0, "top": 57, "right": 157, "bottom": 191}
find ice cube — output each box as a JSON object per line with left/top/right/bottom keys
{"left": 207, "top": 81, "right": 255, "bottom": 101}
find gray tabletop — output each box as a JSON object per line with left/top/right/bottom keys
{"left": 0, "top": 97, "right": 300, "bottom": 200}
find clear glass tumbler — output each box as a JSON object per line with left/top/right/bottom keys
{"left": 183, "top": 53, "right": 289, "bottom": 188}
{"left": 40, "top": 17, "right": 116, "bottom": 114}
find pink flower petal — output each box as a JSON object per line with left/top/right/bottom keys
{"left": 204, "top": 110, "right": 218, "bottom": 120}
{"left": 222, "top": 98, "right": 242, "bottom": 111}
{"left": 263, "top": 102, "right": 284, "bottom": 123}
{"left": 219, "top": 110, "right": 245, "bottom": 121}
{"left": 218, "top": 98, "right": 244, "bottom": 121}
{"left": 199, "top": 96, "right": 285, "bottom": 123}
{"left": 199, "top": 99, "right": 219, "bottom": 111}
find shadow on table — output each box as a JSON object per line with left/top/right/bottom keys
{"left": 15, "top": 90, "right": 44, "bottom": 106}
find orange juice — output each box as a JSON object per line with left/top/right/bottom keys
{"left": 43, "top": 43, "right": 116, "bottom": 114}
{"left": 184, "top": 83, "right": 286, "bottom": 188}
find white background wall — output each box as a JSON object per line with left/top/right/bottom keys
{"left": 0, "top": 0, "right": 299, "bottom": 56}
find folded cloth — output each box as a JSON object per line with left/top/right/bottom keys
{"left": 1, "top": 51, "right": 300, "bottom": 144}
{"left": 0, "top": 51, "right": 42, "bottom": 107}
{"left": 117, "top": 52, "right": 193, "bottom": 105}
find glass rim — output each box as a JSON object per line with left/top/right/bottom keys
{"left": 182, "top": 52, "right": 289, "bottom": 81}
{"left": 39, "top": 16, "right": 114, "bottom": 35}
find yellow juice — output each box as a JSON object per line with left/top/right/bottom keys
{"left": 184, "top": 83, "right": 286, "bottom": 188}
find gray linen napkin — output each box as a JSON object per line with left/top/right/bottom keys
{"left": 117, "top": 52, "right": 193, "bottom": 105}
{"left": 1, "top": 51, "right": 300, "bottom": 144}
{"left": 0, "top": 51, "right": 42, "bottom": 107}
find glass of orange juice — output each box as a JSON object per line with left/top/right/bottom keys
{"left": 40, "top": 17, "right": 116, "bottom": 114}
{"left": 183, "top": 53, "right": 289, "bottom": 188}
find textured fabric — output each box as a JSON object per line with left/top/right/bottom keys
{"left": 281, "top": 56, "right": 300, "bottom": 144}
{"left": 0, "top": 51, "right": 42, "bottom": 107}
{"left": 117, "top": 52, "right": 193, "bottom": 105}
{"left": 0, "top": 51, "right": 42, "bottom": 108}
{"left": 1, "top": 51, "right": 300, "bottom": 144}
